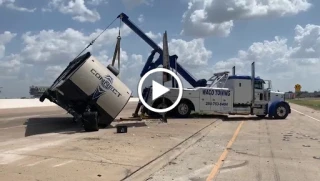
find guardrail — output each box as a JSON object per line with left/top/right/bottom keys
{"left": 0, "top": 98, "right": 139, "bottom": 109}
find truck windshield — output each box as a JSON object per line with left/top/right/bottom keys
{"left": 254, "top": 81, "right": 264, "bottom": 89}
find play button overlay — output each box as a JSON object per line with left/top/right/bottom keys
{"left": 138, "top": 68, "right": 183, "bottom": 113}
{"left": 152, "top": 81, "right": 170, "bottom": 101}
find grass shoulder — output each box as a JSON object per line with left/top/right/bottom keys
{"left": 288, "top": 98, "right": 320, "bottom": 110}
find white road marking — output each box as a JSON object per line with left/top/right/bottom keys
{"left": 0, "top": 113, "right": 66, "bottom": 122}
{"left": 0, "top": 138, "right": 70, "bottom": 164}
{"left": 0, "top": 113, "right": 68, "bottom": 130}
{"left": 0, "top": 154, "right": 24, "bottom": 165}
{"left": 52, "top": 160, "right": 74, "bottom": 167}
{"left": 292, "top": 108, "right": 320, "bottom": 122}
{"left": 26, "top": 158, "right": 54, "bottom": 167}
{"left": 0, "top": 115, "right": 41, "bottom": 122}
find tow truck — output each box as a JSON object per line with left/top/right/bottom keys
{"left": 115, "top": 13, "right": 290, "bottom": 119}
{"left": 143, "top": 62, "right": 291, "bottom": 119}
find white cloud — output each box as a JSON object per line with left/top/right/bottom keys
{"left": 138, "top": 14, "right": 144, "bottom": 23}
{"left": 0, "top": 31, "right": 21, "bottom": 78}
{"left": 42, "top": 0, "right": 104, "bottom": 22}
{"left": 181, "top": 0, "right": 312, "bottom": 37}
{"left": 210, "top": 24, "right": 320, "bottom": 91}
{"left": 158, "top": 38, "right": 212, "bottom": 68}
{"left": 19, "top": 24, "right": 131, "bottom": 65}
{"left": 146, "top": 31, "right": 161, "bottom": 39}
{"left": 0, "top": 31, "right": 16, "bottom": 58}
{"left": 0, "top": 0, "right": 36, "bottom": 12}
{"left": 290, "top": 24, "right": 320, "bottom": 59}
{"left": 87, "top": 0, "right": 108, "bottom": 6}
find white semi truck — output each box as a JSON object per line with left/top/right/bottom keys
{"left": 143, "top": 62, "right": 291, "bottom": 119}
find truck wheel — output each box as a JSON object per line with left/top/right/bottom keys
{"left": 83, "top": 112, "right": 99, "bottom": 132}
{"left": 274, "top": 102, "right": 289, "bottom": 119}
{"left": 176, "top": 101, "right": 191, "bottom": 118}
{"left": 148, "top": 100, "right": 171, "bottom": 118}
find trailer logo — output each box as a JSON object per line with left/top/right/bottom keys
{"left": 90, "top": 69, "right": 122, "bottom": 100}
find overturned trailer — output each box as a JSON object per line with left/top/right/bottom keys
{"left": 40, "top": 52, "right": 132, "bottom": 132}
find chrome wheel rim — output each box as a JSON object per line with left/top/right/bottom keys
{"left": 178, "top": 103, "right": 188, "bottom": 115}
{"left": 277, "top": 106, "right": 286, "bottom": 117}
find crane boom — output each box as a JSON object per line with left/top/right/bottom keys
{"left": 118, "top": 13, "right": 162, "bottom": 54}
{"left": 117, "top": 13, "right": 207, "bottom": 88}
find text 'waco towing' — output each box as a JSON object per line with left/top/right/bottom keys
{"left": 143, "top": 62, "right": 291, "bottom": 119}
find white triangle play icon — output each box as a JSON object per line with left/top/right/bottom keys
{"left": 152, "top": 80, "right": 170, "bottom": 101}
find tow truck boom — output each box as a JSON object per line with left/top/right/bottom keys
{"left": 117, "top": 13, "right": 207, "bottom": 87}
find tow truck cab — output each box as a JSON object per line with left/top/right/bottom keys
{"left": 203, "top": 71, "right": 288, "bottom": 115}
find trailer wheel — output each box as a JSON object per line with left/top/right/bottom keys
{"left": 274, "top": 102, "right": 289, "bottom": 119}
{"left": 82, "top": 112, "right": 99, "bottom": 132}
{"left": 72, "top": 117, "right": 78, "bottom": 123}
{"left": 176, "top": 101, "right": 192, "bottom": 118}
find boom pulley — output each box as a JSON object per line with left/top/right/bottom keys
{"left": 111, "top": 18, "right": 122, "bottom": 77}
{"left": 71, "top": 16, "right": 124, "bottom": 76}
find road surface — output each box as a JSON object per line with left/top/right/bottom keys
{"left": 0, "top": 103, "right": 319, "bottom": 181}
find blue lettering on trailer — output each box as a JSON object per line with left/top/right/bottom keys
{"left": 202, "top": 89, "right": 230, "bottom": 96}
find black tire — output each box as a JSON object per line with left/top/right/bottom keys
{"left": 175, "top": 101, "right": 192, "bottom": 118}
{"left": 72, "top": 117, "right": 78, "bottom": 123}
{"left": 274, "top": 102, "right": 289, "bottom": 119}
{"left": 148, "top": 99, "right": 172, "bottom": 118}
{"left": 82, "top": 112, "right": 99, "bottom": 132}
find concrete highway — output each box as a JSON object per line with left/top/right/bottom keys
{"left": 0, "top": 102, "right": 319, "bottom": 181}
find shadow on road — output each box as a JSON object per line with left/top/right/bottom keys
{"left": 221, "top": 116, "right": 271, "bottom": 121}
{"left": 24, "top": 116, "right": 148, "bottom": 137}
{"left": 143, "top": 114, "right": 280, "bottom": 122}
{"left": 24, "top": 116, "right": 82, "bottom": 137}
{"left": 144, "top": 114, "right": 271, "bottom": 121}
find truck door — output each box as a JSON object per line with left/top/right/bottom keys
{"left": 211, "top": 89, "right": 232, "bottom": 113}
{"left": 211, "top": 92, "right": 221, "bottom": 112}
{"left": 200, "top": 88, "right": 212, "bottom": 111}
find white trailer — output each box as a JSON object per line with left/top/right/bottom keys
{"left": 143, "top": 62, "right": 291, "bottom": 119}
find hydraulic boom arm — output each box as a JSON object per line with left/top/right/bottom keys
{"left": 117, "top": 13, "right": 207, "bottom": 87}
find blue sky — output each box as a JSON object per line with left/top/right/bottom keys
{"left": 0, "top": 0, "right": 320, "bottom": 98}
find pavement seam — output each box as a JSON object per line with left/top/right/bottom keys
{"left": 120, "top": 119, "right": 220, "bottom": 181}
